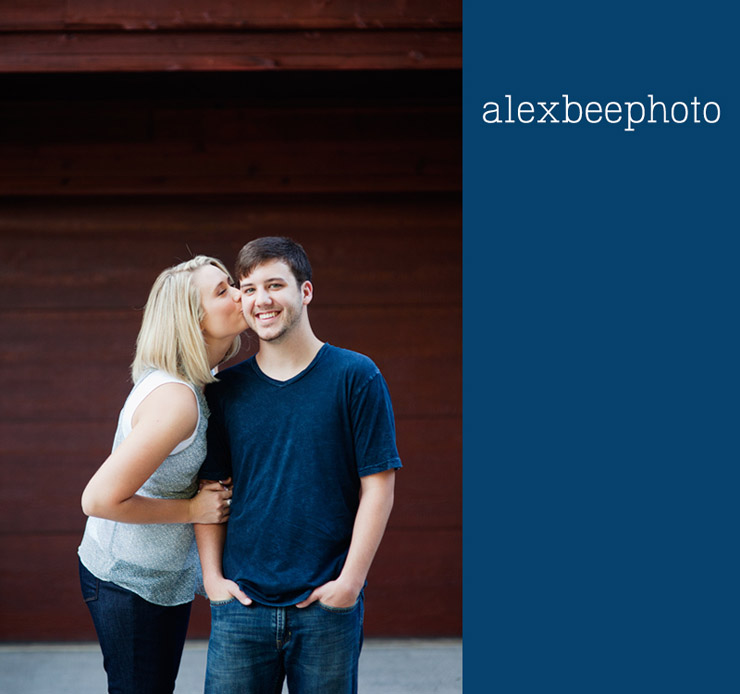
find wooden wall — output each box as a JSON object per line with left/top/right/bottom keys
{"left": 0, "top": 69, "right": 461, "bottom": 640}
{"left": 0, "top": 2, "right": 461, "bottom": 72}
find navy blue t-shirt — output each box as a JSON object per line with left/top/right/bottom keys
{"left": 199, "top": 343, "right": 402, "bottom": 606}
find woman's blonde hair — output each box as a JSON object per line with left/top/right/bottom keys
{"left": 131, "top": 255, "right": 241, "bottom": 388}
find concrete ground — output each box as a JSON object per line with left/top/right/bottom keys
{"left": 0, "top": 638, "right": 462, "bottom": 694}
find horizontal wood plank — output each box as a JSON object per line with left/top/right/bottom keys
{"left": 0, "top": 1, "right": 64, "bottom": 29}
{"left": 0, "top": 195, "right": 460, "bottom": 233}
{"left": 391, "top": 419, "right": 462, "bottom": 530}
{"left": 0, "top": 143, "right": 459, "bottom": 195}
{"left": 0, "top": 197, "right": 460, "bottom": 308}
{"left": 0, "top": 30, "right": 461, "bottom": 73}
{"left": 365, "top": 527, "right": 461, "bottom": 635}
{"left": 0, "top": 527, "right": 461, "bottom": 639}
{"left": 0, "top": 103, "right": 459, "bottom": 145}
{"left": 0, "top": 418, "right": 460, "bottom": 535}
{"left": 0, "top": 534, "right": 100, "bottom": 641}
{"left": 0, "top": 307, "right": 459, "bottom": 422}
{"left": 0, "top": 71, "right": 460, "bottom": 193}
{"left": 0, "top": 1, "right": 461, "bottom": 31}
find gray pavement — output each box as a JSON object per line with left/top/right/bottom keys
{"left": 0, "top": 638, "right": 462, "bottom": 694}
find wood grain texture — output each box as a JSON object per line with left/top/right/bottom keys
{"left": 0, "top": 529, "right": 460, "bottom": 640}
{"left": 0, "top": 1, "right": 461, "bottom": 31}
{"left": 0, "top": 2, "right": 460, "bottom": 73}
{"left": 0, "top": 192, "right": 461, "bottom": 304}
{"left": 0, "top": 30, "right": 461, "bottom": 73}
{"left": 0, "top": 309, "right": 459, "bottom": 417}
{"left": 0, "top": 417, "right": 460, "bottom": 536}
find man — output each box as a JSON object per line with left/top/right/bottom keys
{"left": 195, "top": 236, "right": 401, "bottom": 693}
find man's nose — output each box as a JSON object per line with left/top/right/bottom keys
{"left": 254, "top": 287, "right": 273, "bottom": 305}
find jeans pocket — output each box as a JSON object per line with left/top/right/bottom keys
{"left": 209, "top": 597, "right": 237, "bottom": 607}
{"left": 316, "top": 597, "right": 360, "bottom": 614}
{"left": 78, "top": 560, "right": 99, "bottom": 603}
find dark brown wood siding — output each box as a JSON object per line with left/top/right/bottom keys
{"left": 0, "top": 1, "right": 461, "bottom": 73}
{"left": 0, "top": 69, "right": 460, "bottom": 640}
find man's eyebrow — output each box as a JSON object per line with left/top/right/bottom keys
{"left": 240, "top": 276, "right": 287, "bottom": 287}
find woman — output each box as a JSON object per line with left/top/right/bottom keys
{"left": 77, "top": 255, "right": 247, "bottom": 694}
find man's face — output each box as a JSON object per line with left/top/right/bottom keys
{"left": 239, "top": 259, "right": 309, "bottom": 343}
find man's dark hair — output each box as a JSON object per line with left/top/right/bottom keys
{"left": 235, "top": 236, "right": 312, "bottom": 285}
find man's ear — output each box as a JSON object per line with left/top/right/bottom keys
{"left": 301, "top": 280, "right": 314, "bottom": 306}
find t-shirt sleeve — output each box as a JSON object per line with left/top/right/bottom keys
{"left": 350, "top": 368, "right": 403, "bottom": 477}
{"left": 198, "top": 387, "right": 232, "bottom": 481}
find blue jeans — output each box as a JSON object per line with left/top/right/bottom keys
{"left": 205, "top": 594, "right": 364, "bottom": 694}
{"left": 79, "top": 559, "right": 192, "bottom": 694}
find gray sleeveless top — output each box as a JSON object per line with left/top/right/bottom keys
{"left": 78, "top": 370, "right": 209, "bottom": 606}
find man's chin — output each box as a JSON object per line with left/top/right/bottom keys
{"left": 253, "top": 328, "right": 286, "bottom": 343}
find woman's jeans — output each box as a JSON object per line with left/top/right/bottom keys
{"left": 79, "top": 559, "right": 192, "bottom": 694}
{"left": 205, "top": 594, "right": 364, "bottom": 694}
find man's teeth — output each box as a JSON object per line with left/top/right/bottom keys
{"left": 258, "top": 311, "right": 279, "bottom": 320}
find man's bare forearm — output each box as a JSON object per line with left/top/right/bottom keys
{"left": 339, "top": 469, "right": 396, "bottom": 593}
{"left": 195, "top": 522, "right": 227, "bottom": 582}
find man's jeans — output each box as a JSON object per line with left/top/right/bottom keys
{"left": 79, "top": 559, "right": 192, "bottom": 694}
{"left": 205, "top": 594, "right": 364, "bottom": 694}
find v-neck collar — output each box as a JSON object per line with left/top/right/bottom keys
{"left": 249, "top": 343, "right": 329, "bottom": 387}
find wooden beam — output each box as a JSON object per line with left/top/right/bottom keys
{"left": 0, "top": 1, "right": 461, "bottom": 31}
{"left": 0, "top": 29, "right": 461, "bottom": 72}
